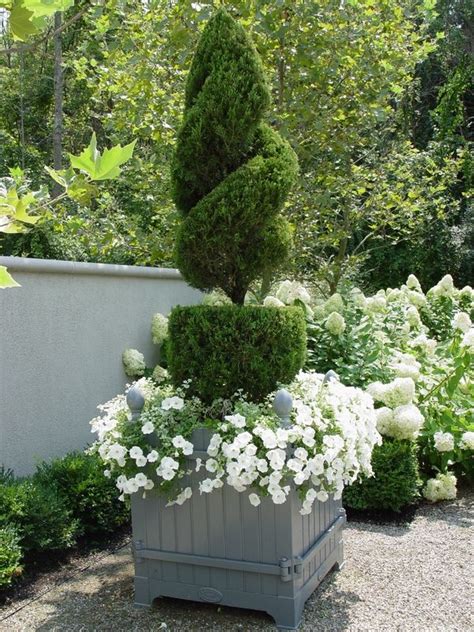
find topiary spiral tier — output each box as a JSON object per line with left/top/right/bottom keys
{"left": 172, "top": 8, "right": 299, "bottom": 305}
{"left": 169, "top": 9, "right": 305, "bottom": 402}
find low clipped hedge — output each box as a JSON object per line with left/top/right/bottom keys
{"left": 0, "top": 452, "right": 130, "bottom": 589}
{"left": 34, "top": 452, "right": 129, "bottom": 537}
{"left": 0, "top": 479, "right": 78, "bottom": 554}
{"left": 343, "top": 438, "right": 421, "bottom": 513}
{"left": 168, "top": 304, "right": 307, "bottom": 402}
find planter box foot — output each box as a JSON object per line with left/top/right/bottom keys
{"left": 269, "top": 603, "right": 304, "bottom": 631}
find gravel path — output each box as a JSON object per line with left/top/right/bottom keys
{"left": 1, "top": 493, "right": 472, "bottom": 632}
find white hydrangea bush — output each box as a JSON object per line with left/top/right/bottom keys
{"left": 89, "top": 371, "right": 381, "bottom": 515}
{"left": 300, "top": 274, "right": 474, "bottom": 500}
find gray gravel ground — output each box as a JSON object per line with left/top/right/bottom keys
{"left": 1, "top": 492, "right": 473, "bottom": 632}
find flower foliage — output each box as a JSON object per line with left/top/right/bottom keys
{"left": 90, "top": 372, "right": 380, "bottom": 515}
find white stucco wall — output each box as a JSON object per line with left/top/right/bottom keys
{"left": 0, "top": 257, "right": 202, "bottom": 476}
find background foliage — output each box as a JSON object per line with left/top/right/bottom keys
{"left": 1, "top": 0, "right": 472, "bottom": 291}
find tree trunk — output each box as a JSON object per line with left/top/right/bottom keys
{"left": 52, "top": 11, "right": 63, "bottom": 198}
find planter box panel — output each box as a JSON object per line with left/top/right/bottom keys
{"left": 131, "top": 427, "right": 345, "bottom": 629}
{"left": 132, "top": 479, "right": 344, "bottom": 630}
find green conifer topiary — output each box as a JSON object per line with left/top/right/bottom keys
{"left": 172, "top": 8, "right": 298, "bottom": 304}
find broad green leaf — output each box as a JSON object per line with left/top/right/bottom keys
{"left": 24, "top": 0, "right": 74, "bottom": 18}
{"left": 68, "top": 134, "right": 136, "bottom": 181}
{"left": 45, "top": 166, "right": 67, "bottom": 188}
{"left": 9, "top": 2, "right": 37, "bottom": 40}
{"left": 0, "top": 266, "right": 21, "bottom": 289}
{"left": 67, "top": 176, "right": 97, "bottom": 204}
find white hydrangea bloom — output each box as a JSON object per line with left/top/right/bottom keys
{"left": 430, "top": 274, "right": 455, "bottom": 298}
{"left": 391, "top": 404, "right": 424, "bottom": 440}
{"left": 390, "top": 352, "right": 421, "bottom": 382}
{"left": 122, "top": 348, "right": 146, "bottom": 377}
{"left": 363, "top": 295, "right": 386, "bottom": 314}
{"left": 459, "top": 431, "right": 474, "bottom": 450}
{"left": 367, "top": 377, "right": 415, "bottom": 408}
{"left": 459, "top": 286, "right": 474, "bottom": 300}
{"left": 323, "top": 293, "right": 344, "bottom": 315}
{"left": 452, "top": 312, "right": 472, "bottom": 333}
{"left": 434, "top": 432, "right": 455, "bottom": 452}
{"left": 375, "top": 403, "right": 423, "bottom": 441}
{"left": 202, "top": 290, "right": 232, "bottom": 306}
{"left": 151, "top": 313, "right": 169, "bottom": 345}
{"left": 152, "top": 365, "right": 168, "bottom": 383}
{"left": 263, "top": 295, "right": 285, "bottom": 308}
{"left": 349, "top": 287, "right": 366, "bottom": 309}
{"left": 406, "top": 306, "right": 421, "bottom": 328}
{"left": 406, "top": 274, "right": 422, "bottom": 291}
{"left": 409, "top": 334, "right": 437, "bottom": 356}
{"left": 461, "top": 328, "right": 474, "bottom": 353}
{"left": 325, "top": 311, "right": 346, "bottom": 336}
{"left": 423, "top": 472, "right": 457, "bottom": 502}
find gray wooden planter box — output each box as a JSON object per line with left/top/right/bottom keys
{"left": 130, "top": 427, "right": 346, "bottom": 630}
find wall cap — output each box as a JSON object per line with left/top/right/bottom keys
{"left": 0, "top": 256, "right": 183, "bottom": 280}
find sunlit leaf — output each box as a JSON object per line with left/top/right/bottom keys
{"left": 0, "top": 266, "right": 21, "bottom": 289}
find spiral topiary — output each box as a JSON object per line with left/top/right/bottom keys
{"left": 171, "top": 8, "right": 298, "bottom": 305}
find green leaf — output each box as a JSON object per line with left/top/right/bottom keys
{"left": 0, "top": 266, "right": 21, "bottom": 289}
{"left": 24, "top": 0, "right": 74, "bottom": 18}
{"left": 9, "top": 2, "right": 37, "bottom": 40}
{"left": 68, "top": 134, "right": 137, "bottom": 181}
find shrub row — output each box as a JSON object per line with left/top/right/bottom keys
{"left": 0, "top": 452, "right": 129, "bottom": 589}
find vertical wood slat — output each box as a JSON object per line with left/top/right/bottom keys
{"left": 260, "top": 499, "right": 278, "bottom": 596}
{"left": 190, "top": 480, "right": 210, "bottom": 588}
{"left": 223, "top": 488, "right": 244, "bottom": 592}
{"left": 160, "top": 501, "right": 178, "bottom": 582}
{"left": 207, "top": 489, "right": 227, "bottom": 589}
{"left": 241, "top": 492, "right": 261, "bottom": 594}
{"left": 146, "top": 495, "right": 162, "bottom": 581}
{"left": 176, "top": 496, "right": 194, "bottom": 584}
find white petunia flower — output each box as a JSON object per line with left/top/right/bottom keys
{"left": 129, "top": 446, "right": 143, "bottom": 459}
{"left": 161, "top": 396, "right": 185, "bottom": 411}
{"left": 141, "top": 421, "right": 155, "bottom": 435}
{"left": 224, "top": 413, "right": 246, "bottom": 428}
{"left": 147, "top": 449, "right": 159, "bottom": 462}
{"left": 249, "top": 493, "right": 261, "bottom": 507}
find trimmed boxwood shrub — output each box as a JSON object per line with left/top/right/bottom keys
{"left": 168, "top": 304, "right": 307, "bottom": 402}
{"left": 0, "top": 526, "right": 22, "bottom": 587}
{"left": 171, "top": 8, "right": 298, "bottom": 304}
{"left": 33, "top": 452, "right": 129, "bottom": 537}
{"left": 343, "top": 438, "right": 421, "bottom": 513}
{"left": 0, "top": 479, "right": 78, "bottom": 553}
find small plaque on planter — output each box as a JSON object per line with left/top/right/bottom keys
{"left": 198, "top": 587, "right": 223, "bottom": 603}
